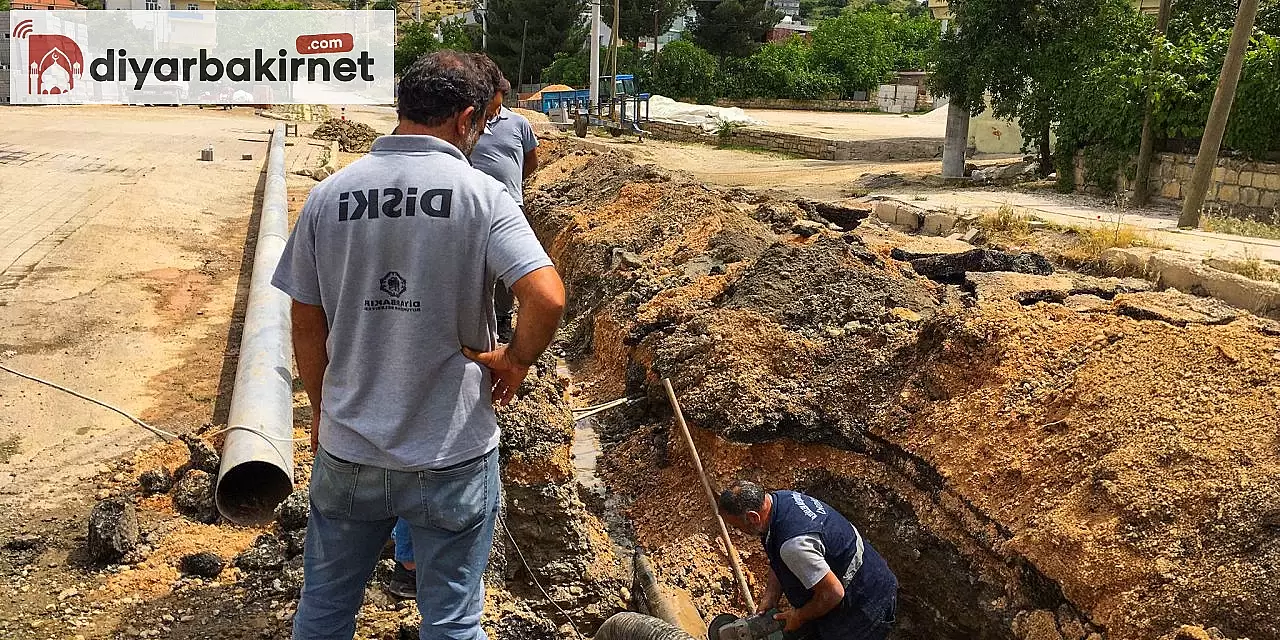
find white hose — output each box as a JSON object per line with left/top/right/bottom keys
{"left": 0, "top": 362, "right": 179, "bottom": 441}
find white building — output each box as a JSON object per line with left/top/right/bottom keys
{"left": 768, "top": 0, "right": 799, "bottom": 20}
{"left": 105, "top": 0, "right": 217, "bottom": 10}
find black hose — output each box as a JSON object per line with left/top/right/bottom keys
{"left": 596, "top": 613, "right": 697, "bottom": 640}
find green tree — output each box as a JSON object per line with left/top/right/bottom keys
{"left": 725, "top": 36, "right": 841, "bottom": 99}
{"left": 541, "top": 45, "right": 649, "bottom": 88}
{"left": 689, "top": 0, "right": 781, "bottom": 60}
{"left": 440, "top": 16, "right": 482, "bottom": 52}
{"left": 0, "top": 0, "right": 11, "bottom": 10}
{"left": 395, "top": 20, "right": 440, "bottom": 75}
{"left": 890, "top": 11, "right": 939, "bottom": 70}
{"left": 486, "top": 0, "right": 588, "bottom": 87}
{"left": 810, "top": 9, "right": 898, "bottom": 95}
{"left": 604, "top": 0, "right": 689, "bottom": 48}
{"left": 931, "top": 0, "right": 1145, "bottom": 175}
{"left": 648, "top": 40, "right": 719, "bottom": 102}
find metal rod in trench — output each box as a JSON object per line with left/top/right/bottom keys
{"left": 662, "top": 378, "right": 757, "bottom": 613}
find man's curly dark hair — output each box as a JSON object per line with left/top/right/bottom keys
{"left": 397, "top": 50, "right": 493, "bottom": 129}
{"left": 470, "top": 53, "right": 511, "bottom": 97}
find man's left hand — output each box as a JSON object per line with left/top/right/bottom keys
{"left": 773, "top": 610, "right": 804, "bottom": 633}
{"left": 462, "top": 345, "right": 530, "bottom": 406}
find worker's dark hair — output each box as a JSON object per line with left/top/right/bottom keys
{"left": 471, "top": 53, "right": 512, "bottom": 97}
{"left": 397, "top": 50, "right": 492, "bottom": 129}
{"left": 718, "top": 481, "right": 767, "bottom": 516}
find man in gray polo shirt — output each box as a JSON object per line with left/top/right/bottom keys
{"left": 273, "top": 50, "right": 566, "bottom": 640}
{"left": 469, "top": 58, "right": 539, "bottom": 343}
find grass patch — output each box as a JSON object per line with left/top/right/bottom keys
{"left": 1203, "top": 214, "right": 1280, "bottom": 241}
{"left": 1069, "top": 224, "right": 1161, "bottom": 261}
{"left": 983, "top": 204, "right": 1031, "bottom": 235}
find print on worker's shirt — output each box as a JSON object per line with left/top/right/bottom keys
{"left": 365, "top": 272, "right": 420, "bottom": 312}
{"left": 337, "top": 188, "right": 453, "bottom": 221}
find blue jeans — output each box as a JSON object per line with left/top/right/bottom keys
{"left": 293, "top": 447, "right": 500, "bottom": 640}
{"left": 393, "top": 518, "right": 414, "bottom": 565}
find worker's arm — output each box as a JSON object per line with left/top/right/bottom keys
{"left": 756, "top": 567, "right": 784, "bottom": 615}
{"left": 522, "top": 148, "right": 539, "bottom": 180}
{"left": 775, "top": 572, "right": 844, "bottom": 632}
{"left": 291, "top": 300, "right": 329, "bottom": 452}
{"left": 520, "top": 119, "right": 539, "bottom": 181}
{"left": 463, "top": 265, "right": 565, "bottom": 406}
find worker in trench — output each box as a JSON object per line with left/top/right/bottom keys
{"left": 381, "top": 53, "right": 542, "bottom": 601}
{"left": 719, "top": 481, "right": 899, "bottom": 640}
{"left": 273, "top": 50, "right": 566, "bottom": 640}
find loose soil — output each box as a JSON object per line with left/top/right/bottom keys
{"left": 6, "top": 126, "right": 1278, "bottom": 640}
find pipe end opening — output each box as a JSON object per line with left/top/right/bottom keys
{"left": 216, "top": 461, "right": 293, "bottom": 526}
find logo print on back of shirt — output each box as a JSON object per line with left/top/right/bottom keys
{"left": 380, "top": 271, "right": 407, "bottom": 298}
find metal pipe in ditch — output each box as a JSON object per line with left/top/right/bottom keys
{"left": 215, "top": 123, "right": 296, "bottom": 525}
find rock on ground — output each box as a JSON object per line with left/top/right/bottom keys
{"left": 178, "top": 551, "right": 225, "bottom": 578}
{"left": 172, "top": 469, "right": 216, "bottom": 522}
{"left": 138, "top": 467, "right": 173, "bottom": 495}
{"left": 1114, "top": 290, "right": 1241, "bottom": 326}
{"left": 180, "top": 434, "right": 220, "bottom": 475}
{"left": 87, "top": 498, "right": 138, "bottom": 564}
{"left": 235, "top": 533, "right": 287, "bottom": 572}
{"left": 909, "top": 248, "right": 1055, "bottom": 283}
{"left": 274, "top": 490, "right": 309, "bottom": 531}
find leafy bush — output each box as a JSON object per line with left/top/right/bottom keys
{"left": 395, "top": 21, "right": 440, "bottom": 76}
{"left": 810, "top": 10, "right": 899, "bottom": 95}
{"left": 648, "top": 40, "right": 720, "bottom": 103}
{"left": 723, "top": 37, "right": 842, "bottom": 100}
{"left": 1225, "top": 35, "right": 1280, "bottom": 159}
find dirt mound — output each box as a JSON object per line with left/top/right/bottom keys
{"left": 525, "top": 142, "right": 1280, "bottom": 640}
{"left": 312, "top": 118, "right": 380, "bottom": 153}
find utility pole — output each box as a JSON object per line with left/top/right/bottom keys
{"left": 516, "top": 19, "right": 528, "bottom": 91}
{"left": 1179, "top": 0, "right": 1260, "bottom": 229}
{"left": 414, "top": 0, "right": 420, "bottom": 23}
{"left": 608, "top": 0, "right": 621, "bottom": 117}
{"left": 589, "top": 0, "right": 601, "bottom": 108}
{"left": 1132, "top": 0, "right": 1173, "bottom": 206}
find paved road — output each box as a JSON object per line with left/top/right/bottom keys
{"left": 0, "top": 105, "right": 278, "bottom": 512}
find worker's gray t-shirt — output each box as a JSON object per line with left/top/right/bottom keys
{"left": 271, "top": 135, "right": 553, "bottom": 472}
{"left": 780, "top": 534, "right": 832, "bottom": 590}
{"left": 470, "top": 106, "right": 539, "bottom": 206}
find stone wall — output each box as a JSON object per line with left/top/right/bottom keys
{"left": 1078, "top": 152, "right": 1280, "bottom": 218}
{"left": 713, "top": 97, "right": 880, "bottom": 112}
{"left": 643, "top": 119, "right": 944, "bottom": 162}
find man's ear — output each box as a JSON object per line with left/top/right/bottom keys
{"left": 457, "top": 106, "right": 477, "bottom": 136}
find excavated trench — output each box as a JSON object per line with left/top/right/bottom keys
{"left": 511, "top": 138, "right": 1280, "bottom": 640}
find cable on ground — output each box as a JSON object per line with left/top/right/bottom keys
{"left": 0, "top": 362, "right": 179, "bottom": 441}
{"left": 499, "top": 514, "right": 585, "bottom": 640}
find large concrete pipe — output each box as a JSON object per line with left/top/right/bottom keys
{"left": 215, "top": 124, "right": 296, "bottom": 525}
{"left": 596, "top": 613, "right": 696, "bottom": 640}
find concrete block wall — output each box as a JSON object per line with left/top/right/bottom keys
{"left": 1078, "top": 152, "right": 1280, "bottom": 218}
{"left": 643, "top": 120, "right": 943, "bottom": 162}
{"left": 713, "top": 98, "right": 879, "bottom": 112}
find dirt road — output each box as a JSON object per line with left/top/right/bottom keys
{"left": 0, "top": 106, "right": 273, "bottom": 516}
{"left": 745, "top": 107, "right": 947, "bottom": 140}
